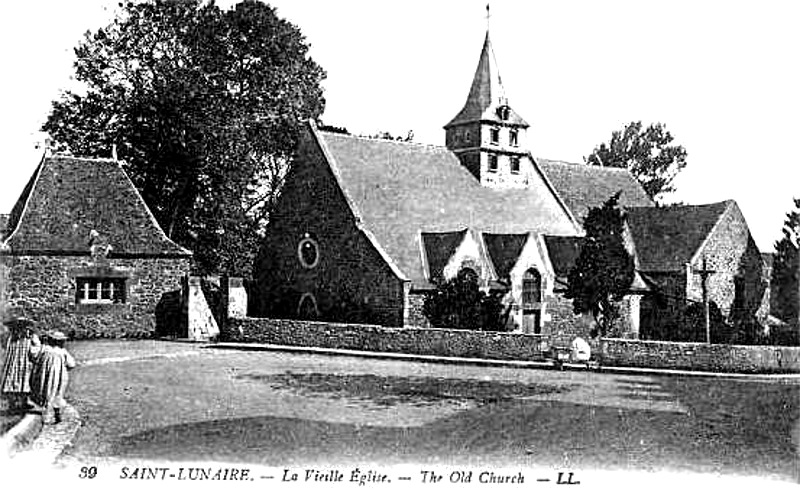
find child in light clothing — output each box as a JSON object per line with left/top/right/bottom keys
{"left": 30, "top": 331, "right": 76, "bottom": 424}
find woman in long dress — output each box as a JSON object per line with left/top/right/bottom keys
{"left": 1, "top": 317, "right": 40, "bottom": 413}
{"left": 30, "top": 331, "right": 76, "bottom": 424}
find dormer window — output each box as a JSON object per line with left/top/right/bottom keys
{"left": 510, "top": 157, "right": 520, "bottom": 174}
{"left": 490, "top": 127, "right": 500, "bottom": 145}
{"left": 488, "top": 154, "right": 498, "bottom": 172}
{"left": 510, "top": 129, "right": 519, "bottom": 147}
{"left": 464, "top": 129, "right": 471, "bottom": 144}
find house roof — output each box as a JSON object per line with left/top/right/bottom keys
{"left": 445, "top": 32, "right": 528, "bottom": 129}
{"left": 312, "top": 125, "right": 578, "bottom": 287}
{"left": 3, "top": 155, "right": 191, "bottom": 257}
{"left": 626, "top": 201, "right": 733, "bottom": 272}
{"left": 537, "top": 159, "right": 654, "bottom": 223}
{"left": 483, "top": 233, "right": 530, "bottom": 280}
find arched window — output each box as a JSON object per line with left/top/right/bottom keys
{"left": 522, "top": 268, "right": 542, "bottom": 305}
{"left": 457, "top": 267, "right": 479, "bottom": 284}
{"left": 297, "top": 292, "right": 319, "bottom": 319}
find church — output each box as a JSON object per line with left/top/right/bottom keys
{"left": 252, "top": 25, "right": 769, "bottom": 342}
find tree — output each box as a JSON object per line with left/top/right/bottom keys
{"left": 422, "top": 270, "right": 510, "bottom": 332}
{"left": 564, "top": 192, "right": 635, "bottom": 338}
{"left": 43, "top": 0, "right": 326, "bottom": 276}
{"left": 586, "top": 121, "right": 687, "bottom": 201}
{"left": 771, "top": 198, "right": 800, "bottom": 326}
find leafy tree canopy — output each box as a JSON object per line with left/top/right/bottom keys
{"left": 586, "top": 121, "right": 687, "bottom": 201}
{"left": 771, "top": 198, "right": 800, "bottom": 325}
{"left": 564, "top": 192, "right": 635, "bottom": 337}
{"left": 43, "top": 0, "right": 326, "bottom": 276}
{"left": 422, "top": 269, "right": 510, "bottom": 332}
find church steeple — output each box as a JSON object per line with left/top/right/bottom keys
{"left": 444, "top": 9, "right": 531, "bottom": 189}
{"left": 445, "top": 31, "right": 523, "bottom": 128}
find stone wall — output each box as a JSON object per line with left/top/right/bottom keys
{"left": 406, "top": 291, "right": 432, "bottom": 329}
{"left": 224, "top": 317, "right": 549, "bottom": 361}
{"left": 224, "top": 316, "right": 800, "bottom": 373}
{"left": 544, "top": 292, "right": 593, "bottom": 344}
{"left": 3, "top": 254, "right": 190, "bottom": 338}
{"left": 252, "top": 129, "right": 406, "bottom": 327}
{"left": 600, "top": 338, "right": 800, "bottom": 373}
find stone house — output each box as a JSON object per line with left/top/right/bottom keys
{"left": 1, "top": 154, "right": 192, "bottom": 338}
{"left": 625, "top": 201, "right": 770, "bottom": 341}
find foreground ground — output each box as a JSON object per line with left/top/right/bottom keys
{"left": 42, "top": 340, "right": 800, "bottom": 482}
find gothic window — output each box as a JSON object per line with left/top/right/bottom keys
{"left": 510, "top": 129, "right": 519, "bottom": 147}
{"left": 490, "top": 127, "right": 500, "bottom": 145}
{"left": 76, "top": 277, "right": 126, "bottom": 304}
{"left": 510, "top": 157, "right": 520, "bottom": 174}
{"left": 464, "top": 129, "right": 472, "bottom": 144}
{"left": 488, "top": 154, "right": 498, "bottom": 172}
{"left": 298, "top": 235, "right": 320, "bottom": 269}
{"left": 522, "top": 268, "right": 542, "bottom": 305}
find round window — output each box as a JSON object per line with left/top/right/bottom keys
{"left": 298, "top": 236, "right": 320, "bottom": 269}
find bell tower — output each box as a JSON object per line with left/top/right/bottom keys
{"left": 444, "top": 8, "right": 531, "bottom": 189}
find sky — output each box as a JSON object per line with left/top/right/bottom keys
{"left": 1, "top": 0, "right": 798, "bottom": 253}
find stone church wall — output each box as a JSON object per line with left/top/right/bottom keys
{"left": 252, "top": 131, "right": 406, "bottom": 327}
{"left": 2, "top": 254, "right": 189, "bottom": 338}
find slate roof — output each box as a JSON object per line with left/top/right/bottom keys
{"left": 3, "top": 155, "right": 191, "bottom": 257}
{"left": 625, "top": 201, "right": 732, "bottom": 272}
{"left": 445, "top": 32, "right": 528, "bottom": 128}
{"left": 313, "top": 126, "right": 578, "bottom": 287}
{"left": 537, "top": 159, "right": 654, "bottom": 223}
{"left": 483, "top": 233, "right": 530, "bottom": 280}
{"left": 421, "top": 230, "right": 468, "bottom": 283}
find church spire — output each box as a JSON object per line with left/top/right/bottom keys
{"left": 443, "top": 5, "right": 532, "bottom": 190}
{"left": 444, "top": 7, "right": 525, "bottom": 129}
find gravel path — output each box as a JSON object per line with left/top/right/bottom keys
{"left": 52, "top": 340, "right": 799, "bottom": 481}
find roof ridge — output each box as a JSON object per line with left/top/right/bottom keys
{"left": 319, "top": 130, "right": 451, "bottom": 153}
{"left": 536, "top": 158, "right": 634, "bottom": 172}
{"left": 49, "top": 153, "right": 118, "bottom": 163}
{"left": 630, "top": 200, "right": 732, "bottom": 212}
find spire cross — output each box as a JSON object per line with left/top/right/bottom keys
{"left": 486, "top": 3, "right": 491, "bottom": 30}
